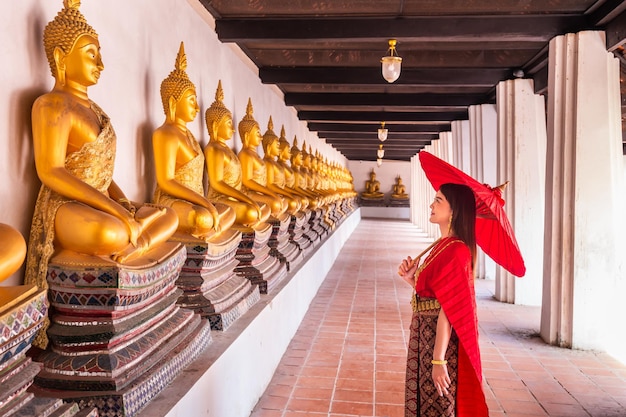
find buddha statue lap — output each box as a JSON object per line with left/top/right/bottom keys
{"left": 237, "top": 100, "right": 288, "bottom": 219}
{"left": 204, "top": 81, "right": 270, "bottom": 229}
{"left": 152, "top": 42, "right": 235, "bottom": 241}
{"left": 361, "top": 169, "right": 385, "bottom": 199}
{"left": 391, "top": 175, "right": 409, "bottom": 200}
{"left": 262, "top": 117, "right": 302, "bottom": 215}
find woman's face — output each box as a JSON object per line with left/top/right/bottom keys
{"left": 429, "top": 190, "right": 453, "bottom": 226}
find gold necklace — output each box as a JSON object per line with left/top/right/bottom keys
{"left": 413, "top": 237, "right": 462, "bottom": 280}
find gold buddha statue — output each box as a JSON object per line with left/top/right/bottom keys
{"left": 237, "top": 100, "right": 287, "bottom": 218}
{"left": 391, "top": 175, "right": 409, "bottom": 199}
{"left": 0, "top": 224, "right": 27, "bottom": 284}
{"left": 277, "top": 128, "right": 309, "bottom": 210}
{"left": 361, "top": 169, "right": 385, "bottom": 199}
{"left": 25, "top": 0, "right": 179, "bottom": 294}
{"left": 152, "top": 42, "right": 235, "bottom": 240}
{"left": 204, "top": 81, "right": 270, "bottom": 228}
{"left": 290, "top": 137, "right": 319, "bottom": 208}
{"left": 262, "top": 116, "right": 302, "bottom": 214}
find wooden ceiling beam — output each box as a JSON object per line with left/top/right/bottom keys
{"left": 299, "top": 110, "right": 468, "bottom": 122}
{"left": 284, "top": 92, "right": 489, "bottom": 107}
{"left": 215, "top": 16, "right": 589, "bottom": 42}
{"left": 306, "top": 122, "right": 449, "bottom": 133}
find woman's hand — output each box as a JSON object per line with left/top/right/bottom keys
{"left": 432, "top": 362, "right": 451, "bottom": 396}
{"left": 397, "top": 256, "right": 419, "bottom": 287}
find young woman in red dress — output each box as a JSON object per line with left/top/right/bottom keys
{"left": 397, "top": 183, "right": 488, "bottom": 417}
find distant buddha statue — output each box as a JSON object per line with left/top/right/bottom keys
{"left": 152, "top": 42, "right": 235, "bottom": 240}
{"left": 391, "top": 175, "right": 409, "bottom": 199}
{"left": 25, "top": 0, "right": 179, "bottom": 292}
{"left": 262, "top": 116, "right": 301, "bottom": 214}
{"left": 204, "top": 81, "right": 270, "bottom": 228}
{"left": 361, "top": 169, "right": 384, "bottom": 199}
{"left": 277, "top": 128, "right": 309, "bottom": 210}
{"left": 291, "top": 137, "right": 320, "bottom": 208}
{"left": 237, "top": 99, "right": 287, "bottom": 218}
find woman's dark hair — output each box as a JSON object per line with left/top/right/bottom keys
{"left": 439, "top": 183, "right": 477, "bottom": 267}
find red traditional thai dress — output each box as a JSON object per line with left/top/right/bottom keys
{"left": 405, "top": 236, "right": 488, "bottom": 417}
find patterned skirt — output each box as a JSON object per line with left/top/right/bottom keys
{"left": 405, "top": 299, "right": 459, "bottom": 417}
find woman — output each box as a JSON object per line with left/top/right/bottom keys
{"left": 397, "top": 183, "right": 488, "bottom": 417}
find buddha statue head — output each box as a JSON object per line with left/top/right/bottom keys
{"left": 160, "top": 42, "right": 197, "bottom": 122}
{"left": 43, "top": 0, "right": 100, "bottom": 85}
{"left": 262, "top": 116, "right": 280, "bottom": 158}
{"left": 238, "top": 98, "right": 262, "bottom": 149}
{"left": 205, "top": 80, "right": 234, "bottom": 142}
{"left": 278, "top": 125, "right": 291, "bottom": 162}
{"left": 290, "top": 136, "right": 303, "bottom": 167}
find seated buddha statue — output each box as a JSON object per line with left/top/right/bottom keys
{"left": 237, "top": 100, "right": 287, "bottom": 218}
{"left": 391, "top": 175, "right": 409, "bottom": 199}
{"left": 262, "top": 116, "right": 302, "bottom": 214}
{"left": 361, "top": 170, "right": 384, "bottom": 199}
{"left": 291, "top": 137, "right": 320, "bottom": 209}
{"left": 204, "top": 81, "right": 270, "bottom": 228}
{"left": 277, "top": 128, "right": 309, "bottom": 211}
{"left": 152, "top": 42, "right": 235, "bottom": 240}
{"left": 25, "top": 0, "right": 179, "bottom": 296}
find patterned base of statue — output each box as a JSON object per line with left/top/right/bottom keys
{"left": 389, "top": 197, "right": 410, "bottom": 207}
{"left": 307, "top": 209, "right": 326, "bottom": 244}
{"left": 358, "top": 196, "right": 386, "bottom": 207}
{"left": 0, "top": 285, "right": 96, "bottom": 417}
{"left": 289, "top": 213, "right": 313, "bottom": 256}
{"left": 234, "top": 223, "right": 287, "bottom": 294}
{"left": 173, "top": 230, "right": 261, "bottom": 331}
{"left": 31, "top": 243, "right": 212, "bottom": 417}
{"left": 319, "top": 206, "right": 335, "bottom": 234}
{"left": 268, "top": 213, "right": 303, "bottom": 272}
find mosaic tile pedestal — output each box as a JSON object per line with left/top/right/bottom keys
{"left": 306, "top": 209, "right": 325, "bottom": 245}
{"left": 268, "top": 213, "right": 303, "bottom": 272}
{"left": 32, "top": 243, "right": 212, "bottom": 417}
{"left": 174, "top": 230, "right": 260, "bottom": 331}
{"left": 0, "top": 285, "right": 94, "bottom": 417}
{"left": 358, "top": 196, "right": 386, "bottom": 207}
{"left": 289, "top": 212, "right": 313, "bottom": 255}
{"left": 234, "top": 223, "right": 287, "bottom": 294}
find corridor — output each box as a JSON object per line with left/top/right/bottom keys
{"left": 249, "top": 218, "right": 626, "bottom": 417}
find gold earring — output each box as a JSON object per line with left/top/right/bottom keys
{"left": 447, "top": 214, "right": 453, "bottom": 235}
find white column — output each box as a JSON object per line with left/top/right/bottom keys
{"left": 494, "top": 78, "right": 547, "bottom": 306}
{"left": 469, "top": 104, "right": 498, "bottom": 280}
{"left": 541, "top": 31, "right": 625, "bottom": 351}
{"left": 451, "top": 120, "right": 471, "bottom": 174}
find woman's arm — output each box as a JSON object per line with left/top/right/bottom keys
{"left": 432, "top": 308, "right": 452, "bottom": 396}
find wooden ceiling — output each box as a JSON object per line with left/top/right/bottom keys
{"left": 199, "top": 0, "right": 626, "bottom": 161}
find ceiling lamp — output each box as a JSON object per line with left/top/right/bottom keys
{"left": 376, "top": 157, "right": 383, "bottom": 167}
{"left": 377, "top": 121, "right": 388, "bottom": 142}
{"left": 381, "top": 39, "right": 402, "bottom": 83}
{"left": 377, "top": 144, "right": 385, "bottom": 159}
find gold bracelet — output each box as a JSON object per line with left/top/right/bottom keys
{"left": 118, "top": 198, "right": 130, "bottom": 204}
{"left": 431, "top": 359, "right": 448, "bottom": 366}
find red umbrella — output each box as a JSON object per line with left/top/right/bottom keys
{"left": 419, "top": 151, "right": 526, "bottom": 277}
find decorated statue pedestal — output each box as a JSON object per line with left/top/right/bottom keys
{"left": 173, "top": 230, "right": 260, "bottom": 331}
{"left": 234, "top": 223, "right": 287, "bottom": 294}
{"left": 358, "top": 195, "right": 386, "bottom": 207}
{"left": 307, "top": 209, "right": 326, "bottom": 244}
{"left": 0, "top": 285, "right": 93, "bottom": 417}
{"left": 31, "top": 243, "right": 212, "bottom": 417}
{"left": 289, "top": 212, "right": 313, "bottom": 256}
{"left": 268, "top": 213, "right": 303, "bottom": 272}
{"left": 389, "top": 197, "right": 410, "bottom": 207}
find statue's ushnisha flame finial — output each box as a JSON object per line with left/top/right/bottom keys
{"left": 263, "top": 115, "right": 279, "bottom": 152}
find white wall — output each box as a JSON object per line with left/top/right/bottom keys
{"left": 0, "top": 0, "right": 346, "bottom": 286}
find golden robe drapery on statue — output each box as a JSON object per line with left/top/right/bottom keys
{"left": 153, "top": 130, "right": 205, "bottom": 203}
{"left": 25, "top": 101, "right": 115, "bottom": 293}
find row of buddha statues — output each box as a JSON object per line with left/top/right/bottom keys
{"left": 0, "top": 1, "right": 356, "bottom": 416}
{"left": 360, "top": 170, "right": 409, "bottom": 206}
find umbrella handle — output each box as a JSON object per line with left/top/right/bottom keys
{"left": 410, "top": 239, "right": 441, "bottom": 268}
